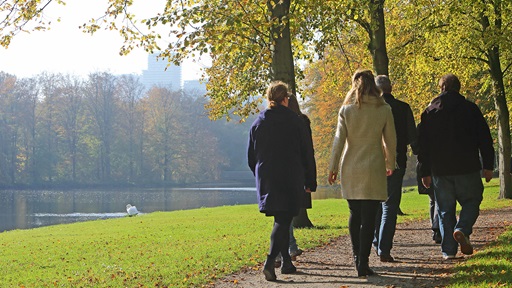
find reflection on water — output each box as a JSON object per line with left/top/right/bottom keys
{"left": 33, "top": 212, "right": 128, "bottom": 217}
{"left": 0, "top": 186, "right": 340, "bottom": 232}
{"left": 179, "top": 187, "right": 257, "bottom": 191}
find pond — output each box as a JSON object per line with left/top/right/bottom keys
{"left": 0, "top": 186, "right": 341, "bottom": 232}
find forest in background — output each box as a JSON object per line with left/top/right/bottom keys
{"left": 0, "top": 71, "right": 254, "bottom": 188}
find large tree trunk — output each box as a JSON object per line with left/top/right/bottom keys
{"left": 293, "top": 209, "right": 314, "bottom": 228}
{"left": 488, "top": 48, "right": 512, "bottom": 199}
{"left": 369, "top": 0, "right": 389, "bottom": 76}
{"left": 269, "top": 0, "right": 313, "bottom": 225}
{"left": 268, "top": 0, "right": 296, "bottom": 93}
{"left": 483, "top": 8, "right": 512, "bottom": 199}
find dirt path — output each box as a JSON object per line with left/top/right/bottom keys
{"left": 213, "top": 207, "right": 512, "bottom": 288}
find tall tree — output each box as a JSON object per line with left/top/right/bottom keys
{"left": 56, "top": 75, "right": 84, "bottom": 183}
{"left": 143, "top": 87, "right": 178, "bottom": 182}
{"left": 0, "top": 73, "right": 22, "bottom": 184}
{"left": 117, "top": 74, "right": 145, "bottom": 183}
{"left": 37, "top": 72, "right": 66, "bottom": 183}
{"left": 14, "top": 77, "right": 39, "bottom": 184}
{"left": 0, "top": 75, "right": 40, "bottom": 185}
{"left": 83, "top": 72, "right": 117, "bottom": 182}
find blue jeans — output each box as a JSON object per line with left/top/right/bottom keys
{"left": 289, "top": 223, "right": 299, "bottom": 253}
{"left": 433, "top": 172, "right": 483, "bottom": 256}
{"left": 428, "top": 190, "right": 439, "bottom": 231}
{"left": 374, "top": 168, "right": 406, "bottom": 256}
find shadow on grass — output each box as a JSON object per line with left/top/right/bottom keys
{"left": 304, "top": 225, "right": 347, "bottom": 230}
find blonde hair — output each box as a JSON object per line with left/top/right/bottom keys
{"left": 343, "top": 69, "right": 382, "bottom": 107}
{"left": 266, "top": 81, "right": 290, "bottom": 108}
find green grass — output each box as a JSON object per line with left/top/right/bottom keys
{"left": 448, "top": 227, "right": 512, "bottom": 287}
{"left": 0, "top": 179, "right": 510, "bottom": 287}
{"left": 444, "top": 180, "right": 512, "bottom": 288}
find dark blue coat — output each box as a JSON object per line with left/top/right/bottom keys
{"left": 247, "top": 105, "right": 317, "bottom": 216}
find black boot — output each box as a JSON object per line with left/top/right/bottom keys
{"left": 263, "top": 256, "right": 277, "bottom": 281}
{"left": 433, "top": 230, "right": 442, "bottom": 244}
{"left": 281, "top": 257, "right": 297, "bottom": 274}
{"left": 357, "top": 257, "right": 375, "bottom": 278}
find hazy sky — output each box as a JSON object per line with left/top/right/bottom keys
{"left": 0, "top": 1, "right": 204, "bottom": 80}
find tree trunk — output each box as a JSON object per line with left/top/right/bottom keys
{"left": 488, "top": 47, "right": 512, "bottom": 199}
{"left": 483, "top": 7, "right": 512, "bottom": 199}
{"left": 268, "top": 0, "right": 296, "bottom": 93}
{"left": 369, "top": 0, "right": 389, "bottom": 76}
{"left": 293, "top": 209, "right": 314, "bottom": 228}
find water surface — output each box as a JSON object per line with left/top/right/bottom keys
{"left": 0, "top": 186, "right": 340, "bottom": 232}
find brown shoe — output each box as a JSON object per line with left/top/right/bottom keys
{"left": 290, "top": 249, "right": 303, "bottom": 261}
{"left": 453, "top": 230, "right": 473, "bottom": 255}
{"left": 274, "top": 259, "right": 281, "bottom": 268}
{"left": 380, "top": 254, "right": 395, "bottom": 262}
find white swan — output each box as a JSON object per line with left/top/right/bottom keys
{"left": 126, "top": 204, "right": 139, "bottom": 216}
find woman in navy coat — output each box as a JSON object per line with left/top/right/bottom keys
{"left": 247, "top": 81, "right": 317, "bottom": 281}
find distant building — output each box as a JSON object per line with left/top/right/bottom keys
{"left": 141, "top": 53, "right": 182, "bottom": 91}
{"left": 183, "top": 79, "right": 207, "bottom": 97}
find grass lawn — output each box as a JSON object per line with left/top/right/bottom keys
{"left": 448, "top": 226, "right": 512, "bottom": 287}
{"left": 0, "top": 179, "right": 510, "bottom": 287}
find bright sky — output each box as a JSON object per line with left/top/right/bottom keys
{"left": 0, "top": 1, "right": 204, "bottom": 80}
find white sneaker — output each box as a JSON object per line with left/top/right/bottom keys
{"left": 442, "top": 254, "right": 456, "bottom": 260}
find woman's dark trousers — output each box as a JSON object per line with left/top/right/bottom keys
{"left": 348, "top": 200, "right": 380, "bottom": 275}
{"left": 268, "top": 212, "right": 294, "bottom": 261}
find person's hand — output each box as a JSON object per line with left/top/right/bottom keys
{"left": 328, "top": 171, "right": 337, "bottom": 185}
{"left": 305, "top": 188, "right": 312, "bottom": 193}
{"left": 483, "top": 169, "right": 493, "bottom": 183}
{"left": 386, "top": 169, "right": 393, "bottom": 176}
{"left": 422, "top": 176, "right": 432, "bottom": 189}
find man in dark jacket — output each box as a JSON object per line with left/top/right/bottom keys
{"left": 373, "top": 75, "right": 418, "bottom": 262}
{"left": 247, "top": 81, "right": 317, "bottom": 281}
{"left": 418, "top": 74, "right": 494, "bottom": 260}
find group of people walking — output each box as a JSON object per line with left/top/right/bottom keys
{"left": 247, "top": 70, "right": 494, "bottom": 281}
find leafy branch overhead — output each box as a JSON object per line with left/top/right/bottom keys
{"left": 76, "top": 0, "right": 281, "bottom": 121}
{"left": 0, "top": 0, "right": 390, "bottom": 120}
{"left": 0, "top": 0, "right": 65, "bottom": 47}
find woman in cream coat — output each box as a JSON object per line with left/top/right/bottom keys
{"left": 328, "top": 69, "right": 396, "bottom": 278}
